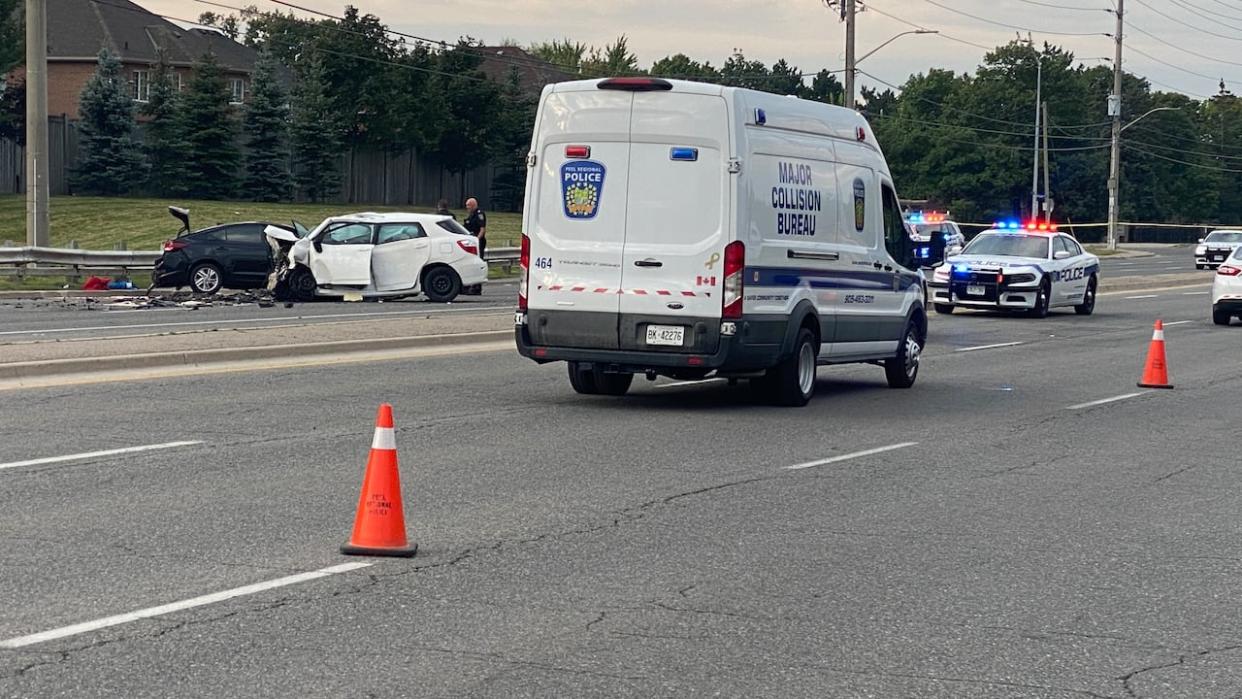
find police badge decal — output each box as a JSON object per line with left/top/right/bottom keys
{"left": 561, "top": 160, "right": 606, "bottom": 219}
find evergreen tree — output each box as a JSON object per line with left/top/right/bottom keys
{"left": 71, "top": 49, "right": 144, "bottom": 195}
{"left": 289, "top": 51, "right": 342, "bottom": 202}
{"left": 0, "top": 0, "right": 21, "bottom": 75}
{"left": 242, "top": 48, "right": 290, "bottom": 201}
{"left": 179, "top": 51, "right": 241, "bottom": 199}
{"left": 141, "top": 51, "right": 187, "bottom": 197}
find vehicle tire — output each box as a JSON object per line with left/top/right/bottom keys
{"left": 595, "top": 372, "right": 633, "bottom": 396}
{"left": 934, "top": 303, "right": 955, "bottom": 315}
{"left": 1196, "top": 264, "right": 1205, "bottom": 270}
{"left": 762, "top": 327, "right": 817, "bottom": 407}
{"left": 567, "top": 362, "right": 599, "bottom": 395}
{"left": 288, "top": 268, "right": 317, "bottom": 302}
{"left": 884, "top": 318, "right": 924, "bottom": 389}
{"left": 423, "top": 266, "right": 462, "bottom": 303}
{"left": 1074, "top": 276, "right": 1097, "bottom": 316}
{"left": 1027, "top": 280, "right": 1051, "bottom": 318}
{"left": 188, "top": 263, "right": 223, "bottom": 294}
{"left": 1213, "top": 306, "right": 1232, "bottom": 326}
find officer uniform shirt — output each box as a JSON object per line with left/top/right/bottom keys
{"left": 464, "top": 208, "right": 486, "bottom": 236}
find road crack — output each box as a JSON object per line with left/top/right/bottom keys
{"left": 1117, "top": 643, "right": 1242, "bottom": 698}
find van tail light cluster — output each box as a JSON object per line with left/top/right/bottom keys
{"left": 456, "top": 239, "right": 479, "bottom": 256}
{"left": 518, "top": 233, "right": 531, "bottom": 311}
{"left": 162, "top": 240, "right": 187, "bottom": 253}
{"left": 722, "top": 241, "right": 745, "bottom": 320}
{"left": 1218, "top": 264, "right": 1242, "bottom": 276}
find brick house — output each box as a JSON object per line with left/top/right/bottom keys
{"left": 475, "top": 46, "right": 576, "bottom": 95}
{"left": 14, "top": 0, "right": 262, "bottom": 119}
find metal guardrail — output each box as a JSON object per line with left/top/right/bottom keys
{"left": 0, "top": 245, "right": 523, "bottom": 278}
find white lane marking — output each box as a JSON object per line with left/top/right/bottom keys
{"left": 1182, "top": 291, "right": 1210, "bottom": 296}
{"left": 0, "top": 562, "right": 372, "bottom": 649}
{"left": 786, "top": 442, "right": 918, "bottom": 471}
{"left": 1066, "top": 391, "right": 1152, "bottom": 410}
{"left": 0, "top": 441, "right": 204, "bottom": 471}
{"left": 955, "top": 341, "right": 1024, "bottom": 353}
{"left": 1164, "top": 320, "right": 1194, "bottom": 326}
{"left": 1124, "top": 294, "right": 1159, "bottom": 299}
{"left": 0, "top": 305, "right": 509, "bottom": 337}
{"left": 654, "top": 378, "right": 725, "bottom": 389}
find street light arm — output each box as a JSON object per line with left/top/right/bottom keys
{"left": 1120, "top": 106, "right": 1179, "bottom": 133}
{"left": 855, "top": 30, "right": 938, "bottom": 66}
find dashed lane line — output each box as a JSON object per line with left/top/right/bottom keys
{"left": 955, "top": 341, "right": 1024, "bottom": 352}
{"left": 0, "top": 441, "right": 204, "bottom": 472}
{"left": 0, "top": 562, "right": 373, "bottom": 649}
{"left": 1066, "top": 391, "right": 1153, "bottom": 410}
{"left": 786, "top": 442, "right": 919, "bottom": 471}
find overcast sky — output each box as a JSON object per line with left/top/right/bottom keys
{"left": 145, "top": 0, "right": 1233, "bottom": 100}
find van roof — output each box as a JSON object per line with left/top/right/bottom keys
{"left": 546, "top": 77, "right": 879, "bottom": 152}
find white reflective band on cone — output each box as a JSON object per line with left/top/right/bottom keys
{"left": 1153, "top": 330, "right": 1164, "bottom": 341}
{"left": 372, "top": 426, "right": 397, "bottom": 450}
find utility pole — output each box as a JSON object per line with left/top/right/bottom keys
{"left": 1107, "top": 0, "right": 1124, "bottom": 251}
{"left": 1042, "top": 101, "right": 1053, "bottom": 223}
{"left": 25, "top": 0, "right": 50, "bottom": 247}
{"left": 1030, "top": 43, "right": 1042, "bottom": 220}
{"left": 844, "top": 0, "right": 856, "bottom": 109}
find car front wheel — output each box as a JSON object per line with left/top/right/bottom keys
{"left": 1074, "top": 276, "right": 1097, "bottom": 315}
{"left": 288, "top": 268, "right": 317, "bottom": 302}
{"left": 1028, "top": 281, "right": 1051, "bottom": 318}
{"left": 189, "top": 263, "right": 223, "bottom": 294}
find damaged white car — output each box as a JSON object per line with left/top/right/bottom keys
{"left": 265, "top": 213, "right": 488, "bottom": 302}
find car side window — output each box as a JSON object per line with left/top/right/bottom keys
{"left": 376, "top": 223, "right": 427, "bottom": 245}
{"left": 320, "top": 223, "right": 373, "bottom": 246}
{"left": 880, "top": 185, "right": 909, "bottom": 266}
{"left": 225, "top": 224, "right": 266, "bottom": 245}
{"left": 1054, "top": 236, "right": 1073, "bottom": 258}
{"left": 193, "top": 227, "right": 226, "bottom": 242}
{"left": 1064, "top": 237, "right": 1083, "bottom": 256}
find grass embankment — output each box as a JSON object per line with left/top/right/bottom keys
{"left": 0, "top": 195, "right": 523, "bottom": 250}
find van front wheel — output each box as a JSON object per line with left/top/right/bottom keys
{"left": 885, "top": 320, "right": 923, "bottom": 389}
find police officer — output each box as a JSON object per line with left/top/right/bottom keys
{"left": 462, "top": 197, "right": 487, "bottom": 295}
{"left": 463, "top": 197, "right": 486, "bottom": 259}
{"left": 435, "top": 198, "right": 454, "bottom": 219}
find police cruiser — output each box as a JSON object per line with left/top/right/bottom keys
{"left": 906, "top": 211, "right": 965, "bottom": 256}
{"left": 928, "top": 220, "right": 1099, "bottom": 317}
{"left": 514, "top": 77, "right": 944, "bottom": 406}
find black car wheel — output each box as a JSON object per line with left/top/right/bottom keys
{"left": 1074, "top": 276, "right": 1097, "bottom": 316}
{"left": 1213, "top": 306, "right": 1233, "bottom": 326}
{"left": 423, "top": 267, "right": 462, "bottom": 303}
{"left": 1027, "top": 280, "right": 1051, "bottom": 318}
{"left": 189, "top": 263, "right": 223, "bottom": 294}
{"left": 933, "top": 303, "right": 955, "bottom": 315}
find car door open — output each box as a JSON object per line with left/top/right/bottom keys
{"left": 311, "top": 222, "right": 374, "bottom": 286}
{"left": 372, "top": 223, "right": 432, "bottom": 292}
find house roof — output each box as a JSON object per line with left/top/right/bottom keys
{"left": 48, "top": 0, "right": 259, "bottom": 72}
{"left": 475, "top": 46, "right": 576, "bottom": 95}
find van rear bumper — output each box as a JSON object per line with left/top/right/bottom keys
{"left": 515, "top": 314, "right": 788, "bottom": 373}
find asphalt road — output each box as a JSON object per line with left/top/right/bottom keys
{"left": 1, "top": 282, "right": 1238, "bottom": 698}
{"left": 0, "top": 282, "right": 519, "bottom": 342}
{"left": 1098, "top": 245, "right": 1198, "bottom": 276}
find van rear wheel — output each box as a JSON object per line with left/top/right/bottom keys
{"left": 760, "top": 327, "right": 817, "bottom": 407}
{"left": 567, "top": 363, "right": 633, "bottom": 396}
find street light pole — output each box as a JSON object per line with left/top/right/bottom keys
{"left": 848, "top": 29, "right": 938, "bottom": 108}
{"left": 25, "top": 0, "right": 50, "bottom": 247}
{"left": 1031, "top": 55, "right": 1042, "bottom": 219}
{"left": 1107, "top": 0, "right": 1125, "bottom": 251}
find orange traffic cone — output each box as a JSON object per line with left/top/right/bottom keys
{"left": 1137, "top": 320, "right": 1174, "bottom": 389}
{"left": 341, "top": 404, "right": 418, "bottom": 557}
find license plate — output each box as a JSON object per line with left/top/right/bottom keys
{"left": 967, "top": 284, "right": 985, "bottom": 296}
{"left": 645, "top": 325, "right": 685, "bottom": 346}
{"left": 1212, "top": 255, "right": 1225, "bottom": 261}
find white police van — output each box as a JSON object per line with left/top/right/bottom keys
{"left": 514, "top": 77, "right": 940, "bottom": 406}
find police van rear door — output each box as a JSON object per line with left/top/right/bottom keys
{"left": 524, "top": 85, "right": 633, "bottom": 349}
{"left": 617, "top": 85, "right": 730, "bottom": 353}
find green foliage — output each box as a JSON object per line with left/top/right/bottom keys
{"left": 582, "top": 35, "right": 640, "bottom": 77}
{"left": 428, "top": 43, "right": 500, "bottom": 176}
{"left": 528, "top": 39, "right": 587, "bottom": 74}
{"left": 650, "top": 54, "right": 719, "bottom": 82}
{"left": 71, "top": 50, "right": 144, "bottom": 196}
{"left": 141, "top": 51, "right": 187, "bottom": 197}
{"left": 0, "top": 0, "right": 21, "bottom": 75}
{"left": 178, "top": 52, "right": 241, "bottom": 199}
{"left": 0, "top": 78, "right": 23, "bottom": 146}
{"left": 289, "top": 51, "right": 342, "bottom": 202}
{"left": 242, "top": 47, "right": 290, "bottom": 201}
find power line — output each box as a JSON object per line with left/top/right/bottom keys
{"left": 1131, "top": 0, "right": 1242, "bottom": 42}
{"left": 1127, "top": 21, "right": 1242, "bottom": 68}
{"left": 1124, "top": 134, "right": 1242, "bottom": 160}
{"left": 1013, "top": 0, "right": 1113, "bottom": 12}
{"left": 1166, "top": 0, "right": 1242, "bottom": 27}
{"left": 873, "top": 112, "right": 1112, "bottom": 140}
{"left": 1125, "top": 142, "right": 1242, "bottom": 172}
{"left": 921, "top": 0, "right": 1110, "bottom": 36}
{"left": 863, "top": 2, "right": 994, "bottom": 50}
{"left": 1125, "top": 44, "right": 1222, "bottom": 81}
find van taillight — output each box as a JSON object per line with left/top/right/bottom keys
{"left": 597, "top": 77, "right": 673, "bottom": 92}
{"left": 518, "top": 234, "right": 531, "bottom": 311}
{"left": 722, "top": 241, "right": 745, "bottom": 320}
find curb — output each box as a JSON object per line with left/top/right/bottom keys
{"left": 1099, "top": 272, "right": 1209, "bottom": 293}
{"left": 0, "top": 329, "right": 514, "bottom": 381}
